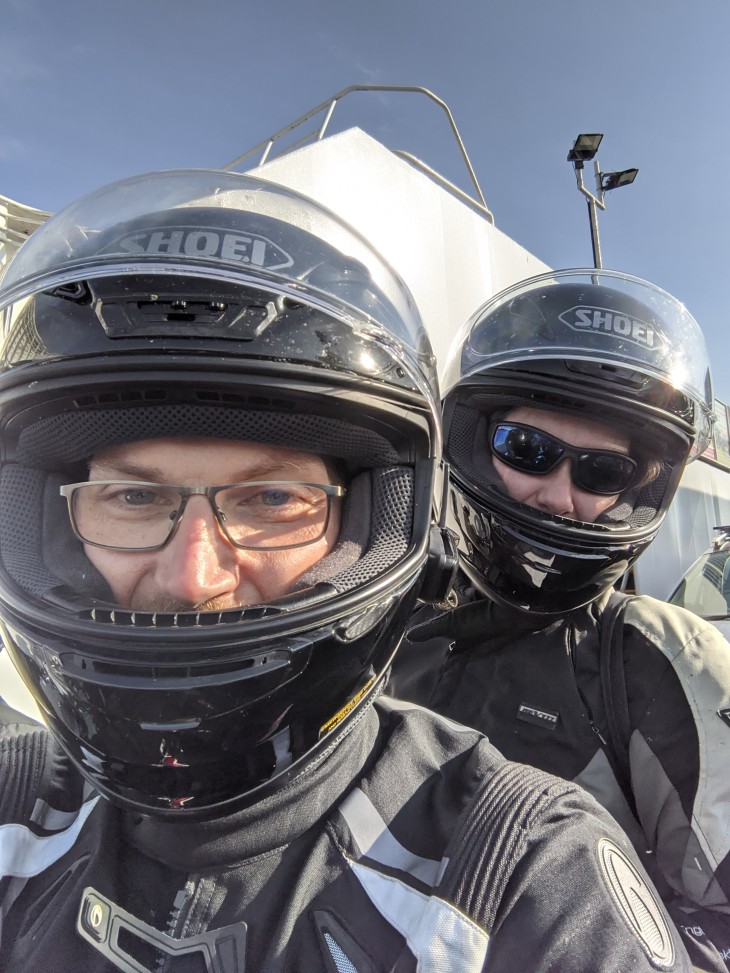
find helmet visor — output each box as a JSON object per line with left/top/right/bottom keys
{"left": 0, "top": 169, "right": 437, "bottom": 405}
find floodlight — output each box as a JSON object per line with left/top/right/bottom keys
{"left": 567, "top": 133, "right": 604, "bottom": 163}
{"left": 601, "top": 168, "right": 639, "bottom": 192}
{"left": 566, "top": 134, "right": 638, "bottom": 268}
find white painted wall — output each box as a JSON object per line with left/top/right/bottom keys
{"left": 247, "top": 128, "right": 551, "bottom": 377}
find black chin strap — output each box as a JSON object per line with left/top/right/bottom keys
{"left": 418, "top": 524, "right": 459, "bottom": 607}
{"left": 418, "top": 463, "right": 460, "bottom": 607}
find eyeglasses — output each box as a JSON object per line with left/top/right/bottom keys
{"left": 489, "top": 422, "right": 637, "bottom": 495}
{"left": 59, "top": 480, "right": 346, "bottom": 552}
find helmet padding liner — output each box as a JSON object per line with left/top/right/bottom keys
{"left": 16, "top": 405, "right": 400, "bottom": 470}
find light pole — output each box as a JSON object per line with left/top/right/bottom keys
{"left": 567, "top": 133, "right": 638, "bottom": 268}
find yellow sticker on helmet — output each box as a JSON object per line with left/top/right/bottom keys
{"left": 319, "top": 678, "right": 375, "bottom": 737}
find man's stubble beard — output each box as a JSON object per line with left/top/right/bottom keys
{"left": 128, "top": 593, "right": 251, "bottom": 612}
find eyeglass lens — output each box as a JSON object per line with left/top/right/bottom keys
{"left": 69, "top": 481, "right": 335, "bottom": 551}
{"left": 490, "top": 423, "right": 637, "bottom": 495}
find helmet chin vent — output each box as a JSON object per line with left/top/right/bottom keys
{"left": 495, "top": 492, "right": 622, "bottom": 533}
{"left": 87, "top": 604, "right": 284, "bottom": 627}
{"left": 62, "top": 645, "right": 301, "bottom": 685}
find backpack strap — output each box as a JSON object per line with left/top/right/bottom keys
{"left": 598, "top": 590, "right": 636, "bottom": 814}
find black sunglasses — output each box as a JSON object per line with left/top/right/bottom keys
{"left": 489, "top": 421, "right": 637, "bottom": 495}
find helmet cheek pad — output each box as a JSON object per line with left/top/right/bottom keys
{"left": 0, "top": 465, "right": 73, "bottom": 599}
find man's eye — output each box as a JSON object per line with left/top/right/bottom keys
{"left": 258, "top": 489, "right": 293, "bottom": 507}
{"left": 121, "top": 489, "right": 159, "bottom": 506}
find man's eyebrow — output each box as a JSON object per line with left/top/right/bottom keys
{"left": 89, "top": 460, "right": 164, "bottom": 481}
{"left": 88, "top": 457, "right": 327, "bottom": 482}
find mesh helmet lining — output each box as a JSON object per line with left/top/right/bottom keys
{"left": 17, "top": 405, "right": 400, "bottom": 471}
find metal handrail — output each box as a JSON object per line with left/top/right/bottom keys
{"left": 223, "top": 85, "right": 494, "bottom": 224}
{"left": 392, "top": 151, "right": 493, "bottom": 222}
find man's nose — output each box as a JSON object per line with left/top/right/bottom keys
{"left": 532, "top": 460, "right": 576, "bottom": 517}
{"left": 152, "top": 497, "right": 239, "bottom": 607}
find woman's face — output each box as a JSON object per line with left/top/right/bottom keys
{"left": 492, "top": 406, "right": 632, "bottom": 522}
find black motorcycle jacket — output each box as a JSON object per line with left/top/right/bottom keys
{"left": 0, "top": 692, "right": 692, "bottom": 972}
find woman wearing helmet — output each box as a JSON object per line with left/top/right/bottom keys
{"left": 0, "top": 179, "right": 693, "bottom": 971}
{"left": 392, "top": 269, "right": 730, "bottom": 971}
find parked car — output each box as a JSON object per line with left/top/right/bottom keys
{"left": 668, "top": 526, "right": 730, "bottom": 639}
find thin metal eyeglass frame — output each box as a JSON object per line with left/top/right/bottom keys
{"left": 489, "top": 422, "right": 637, "bottom": 495}
{"left": 59, "top": 480, "right": 346, "bottom": 552}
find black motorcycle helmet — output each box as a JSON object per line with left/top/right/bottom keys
{"left": 0, "top": 169, "right": 442, "bottom": 818}
{"left": 442, "top": 269, "right": 714, "bottom": 614}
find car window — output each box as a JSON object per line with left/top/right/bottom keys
{"left": 669, "top": 546, "right": 730, "bottom": 620}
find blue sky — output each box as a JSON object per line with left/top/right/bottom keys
{"left": 3, "top": 0, "right": 729, "bottom": 397}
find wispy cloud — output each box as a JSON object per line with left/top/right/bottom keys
{"left": 0, "top": 45, "right": 47, "bottom": 89}
{"left": 314, "top": 31, "right": 386, "bottom": 88}
{"left": 0, "top": 136, "right": 27, "bottom": 161}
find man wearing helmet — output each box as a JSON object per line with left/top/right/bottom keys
{"left": 391, "top": 270, "right": 730, "bottom": 972}
{"left": 0, "top": 181, "right": 694, "bottom": 972}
